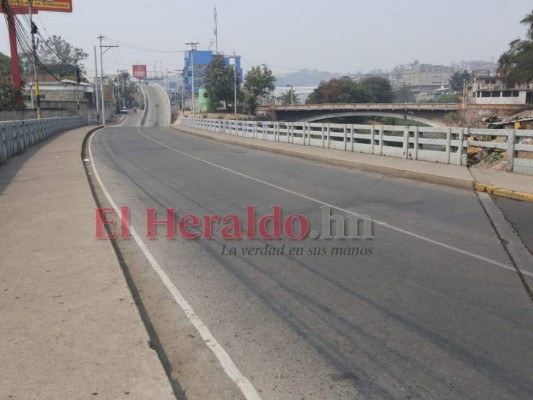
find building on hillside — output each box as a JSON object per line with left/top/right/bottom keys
{"left": 452, "top": 60, "right": 497, "bottom": 75}
{"left": 402, "top": 65, "right": 454, "bottom": 100}
{"left": 469, "top": 75, "right": 533, "bottom": 105}
{"left": 183, "top": 50, "right": 243, "bottom": 96}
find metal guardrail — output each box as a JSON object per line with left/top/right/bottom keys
{"left": 184, "top": 118, "right": 533, "bottom": 175}
{"left": 0, "top": 117, "right": 85, "bottom": 166}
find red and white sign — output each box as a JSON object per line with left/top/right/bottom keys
{"left": 132, "top": 65, "right": 147, "bottom": 80}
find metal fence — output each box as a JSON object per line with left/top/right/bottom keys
{"left": 184, "top": 118, "right": 533, "bottom": 175}
{"left": 0, "top": 117, "right": 85, "bottom": 166}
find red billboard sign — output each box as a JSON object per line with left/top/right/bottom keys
{"left": 0, "top": 0, "right": 73, "bottom": 13}
{"left": 132, "top": 65, "right": 148, "bottom": 80}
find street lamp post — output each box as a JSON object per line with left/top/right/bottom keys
{"left": 186, "top": 42, "right": 198, "bottom": 119}
{"left": 97, "top": 35, "right": 118, "bottom": 127}
{"left": 229, "top": 54, "right": 239, "bottom": 114}
{"left": 94, "top": 47, "right": 100, "bottom": 124}
{"left": 176, "top": 70, "right": 185, "bottom": 112}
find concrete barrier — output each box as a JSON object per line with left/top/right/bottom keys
{"left": 184, "top": 118, "right": 533, "bottom": 175}
{"left": 0, "top": 117, "right": 85, "bottom": 166}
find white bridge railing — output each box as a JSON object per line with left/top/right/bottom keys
{"left": 184, "top": 118, "right": 533, "bottom": 175}
{"left": 0, "top": 117, "right": 85, "bottom": 166}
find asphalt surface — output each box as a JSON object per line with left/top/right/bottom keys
{"left": 89, "top": 85, "right": 533, "bottom": 399}
{"left": 494, "top": 196, "right": 533, "bottom": 256}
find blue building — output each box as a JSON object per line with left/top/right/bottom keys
{"left": 183, "top": 50, "right": 243, "bottom": 95}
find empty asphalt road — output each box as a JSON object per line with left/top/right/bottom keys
{"left": 88, "top": 84, "right": 533, "bottom": 400}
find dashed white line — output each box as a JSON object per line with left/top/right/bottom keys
{"left": 137, "top": 126, "right": 533, "bottom": 278}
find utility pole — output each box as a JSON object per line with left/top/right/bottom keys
{"left": 6, "top": 11, "right": 22, "bottom": 104}
{"left": 117, "top": 72, "right": 121, "bottom": 109}
{"left": 94, "top": 46, "right": 100, "bottom": 124}
{"left": 229, "top": 53, "right": 238, "bottom": 114}
{"left": 186, "top": 42, "right": 198, "bottom": 119}
{"left": 98, "top": 35, "right": 118, "bottom": 127}
{"left": 214, "top": 7, "right": 218, "bottom": 54}
{"left": 181, "top": 72, "right": 185, "bottom": 112}
{"left": 290, "top": 85, "right": 294, "bottom": 105}
{"left": 177, "top": 70, "right": 185, "bottom": 112}
{"left": 462, "top": 79, "right": 468, "bottom": 108}
{"left": 28, "top": 1, "right": 41, "bottom": 119}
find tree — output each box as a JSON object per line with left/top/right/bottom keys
{"left": 243, "top": 93, "right": 258, "bottom": 115}
{"left": 359, "top": 76, "right": 393, "bottom": 103}
{"left": 0, "top": 52, "right": 11, "bottom": 76}
{"left": 307, "top": 76, "right": 373, "bottom": 104}
{"left": 393, "top": 84, "right": 415, "bottom": 103}
{"left": 278, "top": 87, "right": 300, "bottom": 105}
{"left": 498, "top": 10, "right": 533, "bottom": 85}
{"left": 0, "top": 82, "right": 23, "bottom": 108}
{"left": 432, "top": 94, "right": 460, "bottom": 103}
{"left": 0, "top": 52, "right": 23, "bottom": 109}
{"left": 20, "top": 35, "right": 88, "bottom": 79}
{"left": 204, "top": 55, "right": 237, "bottom": 109}
{"left": 243, "top": 64, "right": 275, "bottom": 114}
{"left": 449, "top": 70, "right": 471, "bottom": 92}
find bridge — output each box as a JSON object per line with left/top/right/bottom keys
{"left": 257, "top": 103, "right": 525, "bottom": 126}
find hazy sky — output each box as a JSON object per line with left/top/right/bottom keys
{"left": 0, "top": 0, "right": 531, "bottom": 77}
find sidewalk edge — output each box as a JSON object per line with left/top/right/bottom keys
{"left": 474, "top": 183, "right": 533, "bottom": 203}
{"left": 81, "top": 127, "right": 181, "bottom": 398}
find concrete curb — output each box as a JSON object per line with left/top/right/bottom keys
{"left": 171, "top": 122, "right": 475, "bottom": 190}
{"left": 474, "top": 183, "right": 533, "bottom": 203}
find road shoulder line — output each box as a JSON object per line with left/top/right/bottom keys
{"left": 88, "top": 128, "right": 262, "bottom": 400}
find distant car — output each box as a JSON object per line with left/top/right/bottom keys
{"left": 119, "top": 109, "right": 129, "bottom": 114}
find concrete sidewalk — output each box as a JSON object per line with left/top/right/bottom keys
{"left": 0, "top": 127, "right": 174, "bottom": 399}
{"left": 173, "top": 119, "right": 533, "bottom": 202}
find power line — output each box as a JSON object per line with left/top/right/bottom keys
{"left": 104, "top": 36, "right": 185, "bottom": 54}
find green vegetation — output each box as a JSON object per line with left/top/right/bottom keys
{"left": 278, "top": 87, "right": 300, "bottom": 105}
{"left": 115, "top": 72, "right": 141, "bottom": 108}
{"left": 307, "top": 76, "right": 392, "bottom": 104}
{"left": 449, "top": 71, "right": 471, "bottom": 92}
{"left": 359, "top": 76, "right": 393, "bottom": 103}
{"left": 243, "top": 64, "right": 276, "bottom": 114}
{"left": 498, "top": 10, "right": 533, "bottom": 85}
{"left": 20, "top": 35, "right": 88, "bottom": 80}
{"left": 430, "top": 94, "right": 461, "bottom": 103}
{"left": 393, "top": 84, "right": 415, "bottom": 103}
{"left": 204, "top": 55, "right": 238, "bottom": 110}
{"left": 0, "top": 52, "right": 23, "bottom": 109}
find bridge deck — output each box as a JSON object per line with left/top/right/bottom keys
{"left": 259, "top": 103, "right": 526, "bottom": 112}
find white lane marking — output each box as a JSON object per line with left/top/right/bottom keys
{"left": 89, "top": 129, "right": 262, "bottom": 400}
{"left": 138, "top": 126, "right": 533, "bottom": 279}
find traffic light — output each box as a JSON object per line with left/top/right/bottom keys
{"left": 76, "top": 67, "right": 81, "bottom": 84}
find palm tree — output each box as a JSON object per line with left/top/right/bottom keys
{"left": 278, "top": 86, "right": 300, "bottom": 105}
